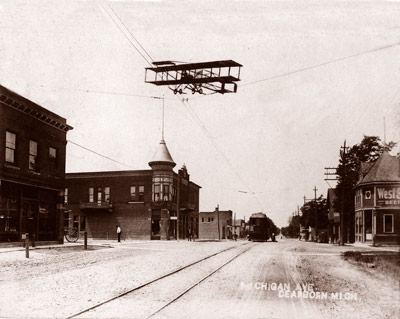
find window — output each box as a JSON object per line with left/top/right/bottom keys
{"left": 154, "top": 184, "right": 161, "bottom": 201}
{"left": 163, "top": 184, "right": 170, "bottom": 201}
{"left": 207, "top": 217, "right": 214, "bottom": 222}
{"left": 5, "top": 131, "right": 16, "bottom": 164}
{"left": 64, "top": 188, "right": 68, "bottom": 205}
{"left": 138, "top": 185, "right": 144, "bottom": 202}
{"left": 130, "top": 186, "right": 136, "bottom": 201}
{"left": 29, "top": 140, "right": 38, "bottom": 171}
{"left": 383, "top": 214, "right": 394, "bottom": 233}
{"left": 89, "top": 188, "right": 94, "bottom": 203}
{"left": 49, "top": 147, "right": 57, "bottom": 174}
{"left": 202, "top": 218, "right": 204, "bottom": 223}
{"left": 97, "top": 187, "right": 102, "bottom": 204}
{"left": 104, "top": 187, "right": 110, "bottom": 203}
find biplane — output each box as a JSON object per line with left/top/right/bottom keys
{"left": 145, "top": 60, "right": 242, "bottom": 95}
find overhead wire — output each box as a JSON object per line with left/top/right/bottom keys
{"left": 180, "top": 98, "right": 266, "bottom": 212}
{"left": 67, "top": 140, "right": 136, "bottom": 169}
{"left": 99, "top": 2, "right": 153, "bottom": 66}
{"left": 107, "top": 4, "right": 154, "bottom": 63}
{"left": 240, "top": 41, "right": 400, "bottom": 88}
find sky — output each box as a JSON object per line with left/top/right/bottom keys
{"left": 1, "top": 0, "right": 399, "bottom": 227}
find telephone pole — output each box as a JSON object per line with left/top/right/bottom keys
{"left": 313, "top": 186, "right": 318, "bottom": 241}
{"left": 216, "top": 204, "right": 220, "bottom": 240}
{"left": 325, "top": 140, "right": 348, "bottom": 245}
{"left": 339, "top": 140, "right": 349, "bottom": 246}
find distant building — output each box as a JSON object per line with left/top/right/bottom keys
{"left": 231, "top": 218, "right": 245, "bottom": 238}
{"left": 327, "top": 188, "right": 340, "bottom": 243}
{"left": 199, "top": 209, "right": 232, "bottom": 240}
{"left": 354, "top": 151, "right": 400, "bottom": 245}
{"left": 65, "top": 140, "right": 201, "bottom": 240}
{"left": 0, "top": 85, "right": 72, "bottom": 244}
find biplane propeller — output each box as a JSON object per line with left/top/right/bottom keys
{"left": 145, "top": 60, "right": 242, "bottom": 95}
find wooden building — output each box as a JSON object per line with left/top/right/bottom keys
{"left": 0, "top": 85, "right": 72, "bottom": 244}
{"left": 354, "top": 151, "right": 400, "bottom": 245}
{"left": 65, "top": 140, "right": 201, "bottom": 240}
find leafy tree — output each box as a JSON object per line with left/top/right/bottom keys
{"left": 300, "top": 195, "right": 329, "bottom": 230}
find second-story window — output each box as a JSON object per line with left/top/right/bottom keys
{"left": 97, "top": 187, "right": 102, "bottom": 204}
{"left": 5, "top": 131, "right": 16, "bottom": 164}
{"left": 89, "top": 188, "right": 94, "bottom": 203}
{"left": 163, "top": 184, "right": 170, "bottom": 201}
{"left": 29, "top": 140, "right": 38, "bottom": 171}
{"left": 130, "top": 186, "right": 136, "bottom": 201}
{"left": 104, "top": 187, "right": 110, "bottom": 203}
{"left": 49, "top": 147, "right": 57, "bottom": 174}
{"left": 154, "top": 184, "right": 161, "bottom": 201}
{"left": 138, "top": 185, "right": 144, "bottom": 202}
{"left": 64, "top": 188, "right": 68, "bottom": 205}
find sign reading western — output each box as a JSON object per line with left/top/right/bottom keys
{"left": 376, "top": 186, "right": 400, "bottom": 206}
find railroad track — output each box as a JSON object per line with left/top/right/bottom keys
{"left": 66, "top": 242, "right": 256, "bottom": 319}
{"left": 146, "top": 243, "right": 256, "bottom": 318}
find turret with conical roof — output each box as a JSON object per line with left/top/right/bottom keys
{"left": 148, "top": 139, "right": 176, "bottom": 170}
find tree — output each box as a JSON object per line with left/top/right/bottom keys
{"left": 335, "top": 135, "right": 396, "bottom": 243}
{"left": 300, "top": 195, "right": 329, "bottom": 230}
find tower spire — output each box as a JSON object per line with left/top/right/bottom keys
{"left": 162, "top": 95, "right": 165, "bottom": 140}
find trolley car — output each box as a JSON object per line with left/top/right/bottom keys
{"left": 248, "top": 213, "right": 272, "bottom": 241}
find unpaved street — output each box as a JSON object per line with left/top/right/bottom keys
{"left": 0, "top": 239, "right": 398, "bottom": 319}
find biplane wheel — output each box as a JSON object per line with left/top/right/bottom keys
{"left": 192, "top": 89, "right": 196, "bottom": 94}
{"left": 179, "top": 89, "right": 183, "bottom": 94}
{"left": 173, "top": 89, "right": 178, "bottom": 94}
{"left": 199, "top": 88, "right": 203, "bottom": 94}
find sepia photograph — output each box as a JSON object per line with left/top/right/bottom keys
{"left": 0, "top": 0, "right": 399, "bottom": 318}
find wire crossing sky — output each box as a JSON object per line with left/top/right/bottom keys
{"left": 1, "top": 0, "right": 399, "bottom": 227}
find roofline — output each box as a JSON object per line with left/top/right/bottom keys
{"left": 66, "top": 170, "right": 152, "bottom": 179}
{"left": 354, "top": 180, "right": 400, "bottom": 189}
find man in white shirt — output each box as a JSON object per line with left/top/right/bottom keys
{"left": 116, "top": 225, "right": 121, "bottom": 242}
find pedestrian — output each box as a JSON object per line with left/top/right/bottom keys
{"left": 116, "top": 225, "right": 121, "bottom": 242}
{"left": 188, "top": 228, "right": 192, "bottom": 241}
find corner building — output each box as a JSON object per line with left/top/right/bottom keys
{"left": 354, "top": 151, "right": 400, "bottom": 245}
{"left": 65, "top": 140, "right": 201, "bottom": 240}
{"left": 0, "top": 85, "right": 72, "bottom": 244}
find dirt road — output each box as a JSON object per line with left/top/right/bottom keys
{"left": 0, "top": 239, "right": 398, "bottom": 319}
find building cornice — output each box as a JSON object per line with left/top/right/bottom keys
{"left": 0, "top": 94, "right": 73, "bottom": 133}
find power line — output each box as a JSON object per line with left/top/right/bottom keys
{"left": 67, "top": 140, "right": 136, "bottom": 169}
{"left": 99, "top": 2, "right": 153, "bottom": 66}
{"left": 240, "top": 41, "right": 400, "bottom": 88}
{"left": 107, "top": 4, "right": 154, "bottom": 63}
{"left": 60, "top": 87, "right": 175, "bottom": 100}
{"left": 180, "top": 98, "right": 265, "bottom": 212}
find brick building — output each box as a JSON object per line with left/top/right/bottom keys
{"left": 65, "top": 139, "right": 201, "bottom": 240}
{"left": 0, "top": 85, "right": 72, "bottom": 244}
{"left": 354, "top": 151, "right": 400, "bottom": 245}
{"left": 199, "top": 209, "right": 232, "bottom": 240}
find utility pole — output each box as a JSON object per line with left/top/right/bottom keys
{"left": 339, "top": 140, "right": 349, "bottom": 246}
{"left": 216, "top": 204, "right": 220, "bottom": 240}
{"left": 314, "top": 186, "right": 318, "bottom": 242}
{"left": 176, "top": 175, "right": 180, "bottom": 240}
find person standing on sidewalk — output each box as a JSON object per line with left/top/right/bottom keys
{"left": 116, "top": 225, "right": 122, "bottom": 242}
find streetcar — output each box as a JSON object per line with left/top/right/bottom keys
{"left": 247, "top": 213, "right": 273, "bottom": 241}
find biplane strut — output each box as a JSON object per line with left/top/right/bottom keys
{"left": 145, "top": 60, "right": 242, "bottom": 95}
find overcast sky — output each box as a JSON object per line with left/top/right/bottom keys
{"left": 1, "top": 0, "right": 399, "bottom": 227}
